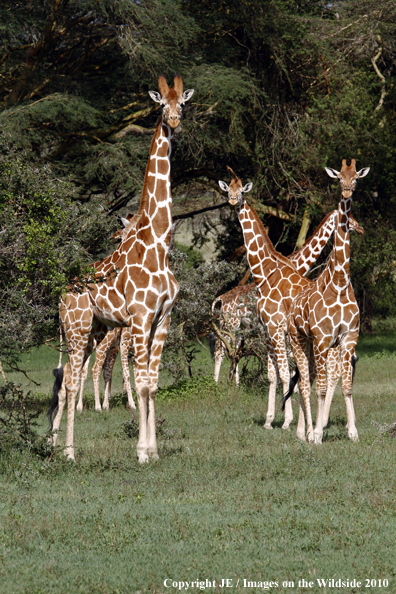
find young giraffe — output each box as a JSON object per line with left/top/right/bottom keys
{"left": 212, "top": 210, "right": 364, "bottom": 384}
{"left": 49, "top": 75, "right": 194, "bottom": 462}
{"left": 76, "top": 327, "right": 135, "bottom": 412}
{"left": 285, "top": 159, "right": 369, "bottom": 443}
{"left": 76, "top": 218, "right": 138, "bottom": 412}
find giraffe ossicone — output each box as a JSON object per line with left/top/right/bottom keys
{"left": 49, "top": 75, "right": 194, "bottom": 463}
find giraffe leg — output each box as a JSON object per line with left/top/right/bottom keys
{"left": 313, "top": 343, "right": 328, "bottom": 445}
{"left": 341, "top": 334, "right": 359, "bottom": 442}
{"left": 214, "top": 339, "right": 226, "bottom": 383}
{"left": 290, "top": 335, "right": 314, "bottom": 442}
{"left": 120, "top": 328, "right": 136, "bottom": 410}
{"left": 91, "top": 337, "right": 110, "bottom": 411}
{"left": 269, "top": 326, "right": 293, "bottom": 430}
{"left": 102, "top": 345, "right": 119, "bottom": 411}
{"left": 147, "top": 308, "right": 175, "bottom": 460}
{"left": 131, "top": 318, "right": 152, "bottom": 464}
{"left": 235, "top": 362, "right": 239, "bottom": 385}
{"left": 50, "top": 364, "right": 68, "bottom": 448}
{"left": 322, "top": 346, "right": 341, "bottom": 428}
{"left": 76, "top": 355, "right": 90, "bottom": 412}
{"left": 265, "top": 354, "right": 277, "bottom": 429}
{"left": 64, "top": 348, "right": 91, "bottom": 460}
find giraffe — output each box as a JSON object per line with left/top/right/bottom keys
{"left": 218, "top": 168, "right": 364, "bottom": 431}
{"left": 49, "top": 75, "right": 194, "bottom": 462}
{"left": 76, "top": 218, "right": 138, "bottom": 412}
{"left": 211, "top": 210, "right": 364, "bottom": 384}
{"left": 76, "top": 327, "right": 135, "bottom": 412}
{"left": 285, "top": 159, "right": 369, "bottom": 443}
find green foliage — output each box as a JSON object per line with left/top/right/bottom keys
{"left": 161, "top": 250, "right": 237, "bottom": 380}
{"left": 0, "top": 135, "right": 114, "bottom": 365}
{"left": 0, "top": 382, "right": 52, "bottom": 458}
{"left": 157, "top": 374, "right": 222, "bottom": 401}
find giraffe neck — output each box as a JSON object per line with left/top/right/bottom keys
{"left": 330, "top": 196, "right": 351, "bottom": 290}
{"left": 289, "top": 210, "right": 337, "bottom": 276}
{"left": 137, "top": 116, "right": 174, "bottom": 245}
{"left": 237, "top": 201, "right": 296, "bottom": 287}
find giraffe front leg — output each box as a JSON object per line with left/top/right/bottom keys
{"left": 322, "top": 346, "right": 341, "bottom": 428}
{"left": 120, "top": 328, "right": 136, "bottom": 410}
{"left": 341, "top": 337, "right": 359, "bottom": 442}
{"left": 146, "top": 312, "right": 174, "bottom": 460}
{"left": 213, "top": 338, "right": 226, "bottom": 383}
{"left": 290, "top": 336, "right": 314, "bottom": 442}
{"left": 132, "top": 321, "right": 151, "bottom": 463}
{"left": 269, "top": 327, "right": 293, "bottom": 430}
{"left": 313, "top": 345, "right": 328, "bottom": 445}
{"left": 265, "top": 355, "right": 277, "bottom": 429}
{"left": 102, "top": 345, "right": 119, "bottom": 411}
{"left": 76, "top": 356, "right": 90, "bottom": 412}
{"left": 50, "top": 365, "right": 68, "bottom": 448}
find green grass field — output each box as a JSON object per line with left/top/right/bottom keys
{"left": 1, "top": 324, "right": 396, "bottom": 594}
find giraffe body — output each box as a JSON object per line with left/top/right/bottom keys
{"left": 50, "top": 76, "right": 194, "bottom": 462}
{"left": 286, "top": 159, "right": 369, "bottom": 443}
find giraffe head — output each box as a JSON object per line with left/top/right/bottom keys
{"left": 148, "top": 75, "right": 194, "bottom": 129}
{"left": 325, "top": 159, "right": 370, "bottom": 199}
{"left": 218, "top": 166, "right": 253, "bottom": 206}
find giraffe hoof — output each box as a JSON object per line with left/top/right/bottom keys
{"left": 306, "top": 432, "right": 315, "bottom": 444}
{"left": 127, "top": 401, "right": 137, "bottom": 411}
{"left": 264, "top": 422, "right": 273, "bottom": 430}
{"left": 281, "top": 422, "right": 292, "bottom": 430}
{"left": 138, "top": 453, "right": 150, "bottom": 464}
{"left": 150, "top": 451, "right": 159, "bottom": 461}
{"left": 64, "top": 447, "right": 75, "bottom": 461}
{"left": 296, "top": 431, "right": 306, "bottom": 442}
{"left": 95, "top": 406, "right": 102, "bottom": 412}
{"left": 76, "top": 405, "right": 83, "bottom": 412}
{"left": 348, "top": 430, "right": 359, "bottom": 442}
{"left": 314, "top": 432, "right": 323, "bottom": 445}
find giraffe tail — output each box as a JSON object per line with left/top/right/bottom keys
{"left": 352, "top": 354, "right": 359, "bottom": 383}
{"left": 208, "top": 332, "right": 216, "bottom": 359}
{"left": 282, "top": 368, "right": 300, "bottom": 411}
{"left": 48, "top": 366, "right": 63, "bottom": 429}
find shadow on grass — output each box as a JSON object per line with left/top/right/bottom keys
{"left": 322, "top": 415, "right": 349, "bottom": 442}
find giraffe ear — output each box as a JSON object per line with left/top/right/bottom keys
{"left": 325, "top": 167, "right": 340, "bottom": 178}
{"left": 120, "top": 217, "right": 129, "bottom": 228}
{"left": 218, "top": 180, "right": 229, "bottom": 192}
{"left": 357, "top": 167, "right": 370, "bottom": 178}
{"left": 243, "top": 183, "right": 253, "bottom": 193}
{"left": 182, "top": 89, "right": 194, "bottom": 103}
{"left": 148, "top": 91, "right": 163, "bottom": 104}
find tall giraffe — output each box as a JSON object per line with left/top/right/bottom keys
{"left": 285, "top": 159, "right": 369, "bottom": 443}
{"left": 218, "top": 170, "right": 311, "bottom": 429}
{"left": 49, "top": 75, "right": 194, "bottom": 462}
{"left": 212, "top": 210, "right": 364, "bottom": 384}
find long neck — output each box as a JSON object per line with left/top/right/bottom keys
{"left": 137, "top": 116, "right": 173, "bottom": 245}
{"left": 238, "top": 201, "right": 296, "bottom": 288}
{"left": 289, "top": 210, "right": 337, "bottom": 276}
{"left": 330, "top": 195, "right": 351, "bottom": 290}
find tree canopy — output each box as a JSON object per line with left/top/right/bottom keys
{"left": 1, "top": 0, "right": 396, "bottom": 365}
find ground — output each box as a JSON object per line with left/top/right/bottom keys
{"left": 0, "top": 322, "right": 396, "bottom": 594}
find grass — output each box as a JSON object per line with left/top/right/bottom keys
{"left": 1, "top": 325, "right": 396, "bottom": 594}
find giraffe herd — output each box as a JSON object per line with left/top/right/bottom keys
{"left": 49, "top": 74, "right": 369, "bottom": 461}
